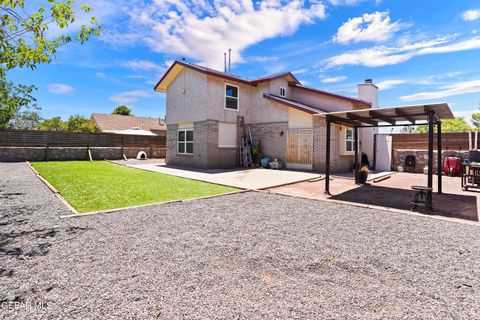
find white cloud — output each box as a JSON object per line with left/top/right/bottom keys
{"left": 462, "top": 9, "right": 480, "bottom": 21}
{"left": 292, "top": 68, "right": 309, "bottom": 75}
{"left": 328, "top": 0, "right": 378, "bottom": 6}
{"left": 324, "top": 36, "right": 480, "bottom": 68}
{"left": 120, "top": 0, "right": 325, "bottom": 69}
{"left": 334, "top": 11, "right": 401, "bottom": 44}
{"left": 246, "top": 56, "right": 280, "bottom": 63}
{"left": 48, "top": 84, "right": 75, "bottom": 95}
{"left": 376, "top": 79, "right": 406, "bottom": 90}
{"left": 400, "top": 79, "right": 480, "bottom": 101}
{"left": 109, "top": 90, "right": 151, "bottom": 104}
{"left": 96, "top": 72, "right": 107, "bottom": 79}
{"left": 122, "top": 60, "right": 166, "bottom": 73}
{"left": 321, "top": 76, "right": 347, "bottom": 83}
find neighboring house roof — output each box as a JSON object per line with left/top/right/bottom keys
{"left": 288, "top": 82, "right": 371, "bottom": 108}
{"left": 154, "top": 60, "right": 301, "bottom": 92}
{"left": 115, "top": 128, "right": 157, "bottom": 136}
{"left": 263, "top": 94, "right": 326, "bottom": 115}
{"left": 91, "top": 114, "right": 166, "bottom": 134}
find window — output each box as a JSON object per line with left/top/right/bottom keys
{"left": 178, "top": 129, "right": 193, "bottom": 154}
{"left": 345, "top": 128, "right": 354, "bottom": 152}
{"left": 280, "top": 87, "right": 286, "bottom": 97}
{"left": 218, "top": 122, "right": 237, "bottom": 148}
{"left": 225, "top": 84, "right": 239, "bottom": 110}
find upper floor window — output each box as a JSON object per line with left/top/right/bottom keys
{"left": 345, "top": 128, "right": 354, "bottom": 152}
{"left": 225, "top": 84, "right": 239, "bottom": 110}
{"left": 280, "top": 87, "right": 286, "bottom": 97}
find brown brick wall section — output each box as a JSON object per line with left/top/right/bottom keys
{"left": 313, "top": 116, "right": 354, "bottom": 173}
{"left": 168, "top": 118, "right": 353, "bottom": 172}
{"left": 167, "top": 121, "right": 236, "bottom": 169}
{"left": 248, "top": 122, "right": 288, "bottom": 163}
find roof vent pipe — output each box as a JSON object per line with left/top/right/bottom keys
{"left": 224, "top": 52, "right": 227, "bottom": 73}
{"left": 228, "top": 48, "right": 232, "bottom": 73}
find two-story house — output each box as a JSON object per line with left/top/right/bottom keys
{"left": 154, "top": 60, "right": 377, "bottom": 172}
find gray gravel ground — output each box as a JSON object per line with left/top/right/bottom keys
{"left": 1, "top": 162, "right": 480, "bottom": 319}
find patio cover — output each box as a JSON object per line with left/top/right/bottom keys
{"left": 321, "top": 103, "right": 455, "bottom": 201}
{"left": 317, "top": 103, "right": 454, "bottom": 127}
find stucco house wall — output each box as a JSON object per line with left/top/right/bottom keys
{"left": 291, "top": 87, "right": 357, "bottom": 112}
{"left": 165, "top": 68, "right": 208, "bottom": 124}
{"left": 162, "top": 65, "right": 364, "bottom": 172}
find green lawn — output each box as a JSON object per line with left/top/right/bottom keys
{"left": 31, "top": 161, "right": 237, "bottom": 213}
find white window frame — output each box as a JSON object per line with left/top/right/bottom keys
{"left": 177, "top": 129, "right": 194, "bottom": 155}
{"left": 224, "top": 83, "right": 239, "bottom": 111}
{"left": 280, "top": 87, "right": 286, "bottom": 97}
{"left": 345, "top": 127, "right": 354, "bottom": 153}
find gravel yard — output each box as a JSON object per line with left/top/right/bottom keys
{"left": 1, "top": 162, "right": 480, "bottom": 319}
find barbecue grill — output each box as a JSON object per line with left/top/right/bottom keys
{"left": 462, "top": 150, "right": 480, "bottom": 191}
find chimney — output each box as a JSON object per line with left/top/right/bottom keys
{"left": 357, "top": 79, "right": 379, "bottom": 169}
{"left": 357, "top": 79, "right": 378, "bottom": 109}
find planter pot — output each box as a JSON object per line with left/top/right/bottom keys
{"left": 357, "top": 171, "right": 369, "bottom": 184}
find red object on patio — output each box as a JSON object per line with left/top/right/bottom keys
{"left": 443, "top": 157, "right": 462, "bottom": 176}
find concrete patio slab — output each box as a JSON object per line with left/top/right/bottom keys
{"left": 125, "top": 163, "right": 321, "bottom": 190}
{"left": 269, "top": 172, "right": 480, "bottom": 222}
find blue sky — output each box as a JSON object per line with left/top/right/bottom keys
{"left": 8, "top": 0, "right": 480, "bottom": 122}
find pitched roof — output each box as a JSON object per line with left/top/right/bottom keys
{"left": 288, "top": 82, "right": 371, "bottom": 108}
{"left": 263, "top": 94, "right": 326, "bottom": 114}
{"left": 154, "top": 60, "right": 301, "bottom": 92}
{"left": 91, "top": 114, "right": 166, "bottom": 133}
{"left": 154, "top": 60, "right": 371, "bottom": 108}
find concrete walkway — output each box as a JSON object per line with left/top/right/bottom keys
{"left": 125, "top": 163, "right": 321, "bottom": 189}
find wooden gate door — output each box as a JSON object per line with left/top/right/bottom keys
{"left": 286, "top": 129, "right": 313, "bottom": 170}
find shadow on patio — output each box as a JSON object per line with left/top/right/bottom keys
{"left": 330, "top": 184, "right": 479, "bottom": 222}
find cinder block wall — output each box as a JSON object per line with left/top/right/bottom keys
{"left": 0, "top": 146, "right": 165, "bottom": 162}
{"left": 248, "top": 122, "right": 287, "bottom": 163}
{"left": 393, "top": 149, "right": 467, "bottom": 173}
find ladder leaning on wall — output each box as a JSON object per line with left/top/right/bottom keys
{"left": 237, "top": 116, "right": 252, "bottom": 168}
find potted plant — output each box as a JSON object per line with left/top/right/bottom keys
{"left": 357, "top": 165, "right": 369, "bottom": 184}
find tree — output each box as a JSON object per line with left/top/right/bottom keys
{"left": 415, "top": 117, "right": 472, "bottom": 133}
{"left": 37, "top": 117, "right": 65, "bottom": 131}
{"left": 0, "top": 0, "right": 101, "bottom": 127}
{"left": 0, "top": 74, "right": 37, "bottom": 128}
{"left": 9, "top": 110, "right": 42, "bottom": 130}
{"left": 65, "top": 115, "right": 99, "bottom": 133}
{"left": 400, "top": 125, "right": 416, "bottom": 133}
{"left": 112, "top": 105, "right": 133, "bottom": 116}
{"left": 472, "top": 110, "right": 480, "bottom": 129}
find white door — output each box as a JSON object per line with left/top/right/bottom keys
{"left": 375, "top": 134, "right": 392, "bottom": 171}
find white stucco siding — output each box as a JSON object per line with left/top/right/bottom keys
{"left": 291, "top": 88, "right": 356, "bottom": 112}
{"left": 288, "top": 108, "right": 313, "bottom": 129}
{"left": 165, "top": 68, "right": 208, "bottom": 124}
{"left": 269, "top": 78, "right": 290, "bottom": 98}
{"left": 248, "top": 83, "right": 289, "bottom": 124}
{"left": 206, "top": 76, "right": 253, "bottom": 123}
